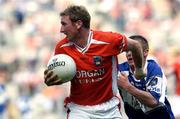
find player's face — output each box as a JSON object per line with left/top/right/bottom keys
{"left": 60, "top": 16, "right": 78, "bottom": 41}
{"left": 126, "top": 50, "right": 147, "bottom": 67}
{"left": 126, "top": 51, "right": 135, "bottom": 67}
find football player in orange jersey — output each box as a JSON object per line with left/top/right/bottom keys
{"left": 44, "top": 5, "right": 145, "bottom": 119}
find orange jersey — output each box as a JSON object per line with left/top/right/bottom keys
{"left": 174, "top": 62, "right": 180, "bottom": 95}
{"left": 54, "top": 30, "right": 127, "bottom": 105}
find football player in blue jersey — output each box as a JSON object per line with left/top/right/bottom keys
{"left": 117, "top": 35, "right": 175, "bottom": 119}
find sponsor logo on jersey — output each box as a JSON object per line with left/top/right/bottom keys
{"left": 149, "top": 77, "right": 158, "bottom": 86}
{"left": 150, "top": 87, "right": 160, "bottom": 92}
{"left": 75, "top": 68, "right": 105, "bottom": 84}
{"left": 93, "top": 56, "right": 102, "bottom": 66}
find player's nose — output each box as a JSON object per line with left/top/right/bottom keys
{"left": 126, "top": 51, "right": 132, "bottom": 57}
{"left": 60, "top": 26, "right": 65, "bottom": 33}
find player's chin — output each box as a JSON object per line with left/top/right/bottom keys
{"left": 66, "top": 35, "right": 72, "bottom": 40}
{"left": 128, "top": 60, "right": 134, "bottom": 66}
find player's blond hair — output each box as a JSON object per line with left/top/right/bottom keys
{"left": 60, "top": 5, "right": 91, "bottom": 29}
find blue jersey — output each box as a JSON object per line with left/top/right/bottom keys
{"left": 118, "top": 59, "right": 175, "bottom": 119}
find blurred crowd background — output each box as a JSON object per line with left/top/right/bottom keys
{"left": 0, "top": 0, "right": 180, "bottom": 119}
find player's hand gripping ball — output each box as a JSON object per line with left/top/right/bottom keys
{"left": 47, "top": 54, "right": 76, "bottom": 83}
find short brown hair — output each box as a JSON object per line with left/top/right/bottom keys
{"left": 129, "top": 35, "right": 149, "bottom": 51}
{"left": 60, "top": 5, "right": 91, "bottom": 29}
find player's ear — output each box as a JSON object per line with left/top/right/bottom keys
{"left": 144, "top": 49, "right": 149, "bottom": 58}
{"left": 75, "top": 20, "right": 83, "bottom": 29}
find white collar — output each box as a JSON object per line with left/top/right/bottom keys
{"left": 74, "top": 30, "right": 92, "bottom": 53}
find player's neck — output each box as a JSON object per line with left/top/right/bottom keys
{"left": 74, "top": 29, "right": 90, "bottom": 49}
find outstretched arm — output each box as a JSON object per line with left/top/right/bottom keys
{"left": 118, "top": 73, "right": 158, "bottom": 107}
{"left": 127, "top": 38, "right": 145, "bottom": 79}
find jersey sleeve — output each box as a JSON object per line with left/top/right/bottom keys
{"left": 54, "top": 38, "right": 68, "bottom": 55}
{"left": 106, "top": 32, "right": 128, "bottom": 56}
{"left": 113, "top": 33, "right": 128, "bottom": 54}
{"left": 118, "top": 62, "right": 130, "bottom": 75}
{"left": 146, "top": 61, "right": 167, "bottom": 103}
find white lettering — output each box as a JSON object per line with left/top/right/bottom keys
{"left": 75, "top": 68, "right": 105, "bottom": 84}
{"left": 76, "top": 68, "right": 105, "bottom": 78}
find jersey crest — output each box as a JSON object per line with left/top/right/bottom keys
{"left": 93, "top": 56, "right": 102, "bottom": 66}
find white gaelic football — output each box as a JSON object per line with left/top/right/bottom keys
{"left": 47, "top": 54, "right": 76, "bottom": 83}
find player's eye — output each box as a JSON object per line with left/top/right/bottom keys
{"left": 61, "top": 22, "right": 66, "bottom": 26}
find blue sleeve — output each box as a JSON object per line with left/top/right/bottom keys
{"left": 146, "top": 60, "right": 166, "bottom": 102}
{"left": 118, "top": 62, "right": 129, "bottom": 72}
